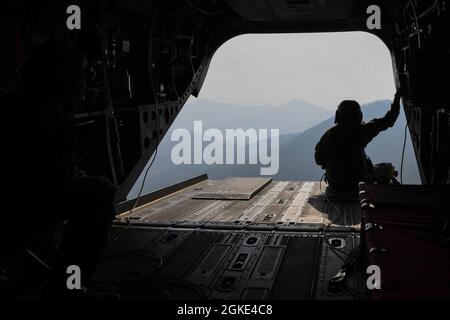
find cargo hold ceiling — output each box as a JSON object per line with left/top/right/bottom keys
{"left": 222, "top": 0, "right": 357, "bottom": 22}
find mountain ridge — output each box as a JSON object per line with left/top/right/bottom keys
{"left": 128, "top": 99, "right": 420, "bottom": 198}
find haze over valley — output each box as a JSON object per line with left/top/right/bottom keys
{"left": 128, "top": 99, "right": 420, "bottom": 199}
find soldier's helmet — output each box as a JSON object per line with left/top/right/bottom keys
{"left": 334, "top": 100, "right": 363, "bottom": 126}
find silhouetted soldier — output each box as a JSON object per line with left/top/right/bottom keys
{"left": 3, "top": 42, "right": 116, "bottom": 298}
{"left": 315, "top": 88, "right": 403, "bottom": 192}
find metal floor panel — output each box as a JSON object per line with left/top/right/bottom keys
{"left": 192, "top": 177, "right": 272, "bottom": 200}
{"left": 269, "top": 235, "right": 321, "bottom": 300}
{"left": 99, "top": 178, "right": 361, "bottom": 300}
{"left": 90, "top": 226, "right": 364, "bottom": 300}
{"left": 116, "top": 179, "right": 361, "bottom": 232}
{"left": 315, "top": 233, "right": 364, "bottom": 300}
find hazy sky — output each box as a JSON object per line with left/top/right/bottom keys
{"left": 192, "top": 32, "right": 396, "bottom": 110}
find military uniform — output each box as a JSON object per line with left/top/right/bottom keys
{"left": 315, "top": 100, "right": 400, "bottom": 191}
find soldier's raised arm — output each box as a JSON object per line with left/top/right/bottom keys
{"left": 363, "top": 86, "right": 403, "bottom": 144}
